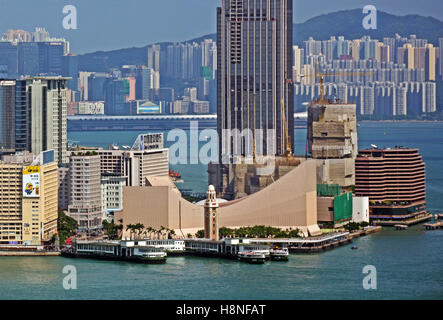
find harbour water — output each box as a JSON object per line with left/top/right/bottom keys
{"left": 0, "top": 224, "right": 441, "bottom": 299}
{"left": 0, "top": 121, "right": 442, "bottom": 299}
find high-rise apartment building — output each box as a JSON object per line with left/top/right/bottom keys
{"left": 104, "top": 78, "right": 130, "bottom": 115}
{"left": 293, "top": 45, "right": 303, "bottom": 83}
{"left": 67, "top": 152, "right": 103, "bottom": 232}
{"left": 87, "top": 72, "right": 109, "bottom": 102}
{"left": 147, "top": 44, "right": 161, "bottom": 72}
{"left": 0, "top": 42, "right": 19, "bottom": 78}
{"left": 379, "top": 44, "right": 390, "bottom": 63}
{"left": 68, "top": 133, "right": 169, "bottom": 188}
{"left": 14, "top": 77, "right": 68, "bottom": 164}
{"left": 351, "top": 40, "right": 361, "bottom": 61}
{"left": 62, "top": 54, "right": 79, "bottom": 92}
{"left": 295, "top": 80, "right": 436, "bottom": 117}
{"left": 135, "top": 66, "right": 152, "bottom": 100}
{"left": 97, "top": 148, "right": 169, "bottom": 186}
{"left": 0, "top": 150, "right": 58, "bottom": 245}
{"left": 101, "top": 173, "right": 126, "bottom": 220}
{"left": 1, "top": 29, "right": 31, "bottom": 43}
{"left": 439, "top": 38, "right": 443, "bottom": 79}
{"left": 397, "top": 43, "right": 415, "bottom": 69}
{"left": 32, "top": 27, "right": 49, "bottom": 42}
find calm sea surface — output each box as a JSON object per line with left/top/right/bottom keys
{"left": 0, "top": 122, "right": 441, "bottom": 300}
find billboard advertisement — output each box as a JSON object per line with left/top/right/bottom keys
{"left": 23, "top": 166, "right": 41, "bottom": 198}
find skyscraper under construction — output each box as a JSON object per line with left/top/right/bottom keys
{"left": 217, "top": 0, "right": 293, "bottom": 160}
{"left": 211, "top": 0, "right": 294, "bottom": 198}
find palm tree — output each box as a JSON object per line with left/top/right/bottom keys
{"left": 134, "top": 223, "right": 144, "bottom": 239}
{"left": 168, "top": 229, "right": 176, "bottom": 239}
{"left": 126, "top": 224, "right": 136, "bottom": 240}
{"left": 146, "top": 226, "right": 154, "bottom": 239}
{"left": 159, "top": 226, "right": 166, "bottom": 239}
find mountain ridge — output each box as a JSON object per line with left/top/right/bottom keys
{"left": 78, "top": 9, "right": 443, "bottom": 71}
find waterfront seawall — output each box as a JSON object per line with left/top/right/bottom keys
{"left": 0, "top": 251, "right": 61, "bottom": 256}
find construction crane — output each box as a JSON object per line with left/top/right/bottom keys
{"left": 253, "top": 93, "right": 257, "bottom": 162}
{"left": 251, "top": 95, "right": 291, "bottom": 161}
{"left": 281, "top": 98, "right": 292, "bottom": 158}
{"left": 300, "top": 60, "right": 375, "bottom": 104}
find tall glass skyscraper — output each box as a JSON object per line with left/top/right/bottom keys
{"left": 217, "top": 0, "right": 293, "bottom": 162}
{"left": 0, "top": 80, "right": 16, "bottom": 150}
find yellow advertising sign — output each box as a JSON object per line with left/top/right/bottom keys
{"left": 23, "top": 166, "right": 41, "bottom": 198}
{"left": 23, "top": 166, "right": 40, "bottom": 175}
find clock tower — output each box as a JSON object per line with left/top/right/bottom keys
{"left": 204, "top": 185, "right": 219, "bottom": 241}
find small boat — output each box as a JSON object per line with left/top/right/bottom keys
{"left": 237, "top": 251, "right": 266, "bottom": 264}
{"left": 136, "top": 247, "right": 168, "bottom": 263}
{"left": 169, "top": 170, "right": 181, "bottom": 180}
{"left": 269, "top": 247, "right": 289, "bottom": 261}
{"left": 351, "top": 245, "right": 359, "bottom": 250}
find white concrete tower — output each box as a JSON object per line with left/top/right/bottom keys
{"left": 204, "top": 185, "right": 219, "bottom": 241}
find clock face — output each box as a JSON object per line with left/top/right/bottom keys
{"left": 212, "top": 213, "right": 216, "bottom": 217}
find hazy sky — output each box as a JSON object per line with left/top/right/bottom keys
{"left": 0, "top": 0, "right": 442, "bottom": 54}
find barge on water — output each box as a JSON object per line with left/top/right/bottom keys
{"left": 62, "top": 240, "right": 167, "bottom": 264}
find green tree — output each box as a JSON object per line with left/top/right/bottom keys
{"left": 159, "top": 226, "right": 167, "bottom": 239}
{"left": 360, "top": 221, "right": 370, "bottom": 228}
{"left": 57, "top": 210, "right": 78, "bottom": 244}
{"left": 219, "top": 227, "right": 234, "bottom": 238}
{"left": 102, "top": 220, "right": 120, "bottom": 240}
{"left": 133, "top": 223, "right": 145, "bottom": 239}
{"left": 126, "top": 224, "right": 137, "bottom": 239}
{"left": 288, "top": 228, "right": 301, "bottom": 238}
{"left": 196, "top": 229, "right": 205, "bottom": 238}
{"left": 146, "top": 226, "right": 155, "bottom": 239}
{"left": 344, "top": 222, "right": 361, "bottom": 232}
{"left": 167, "top": 228, "right": 176, "bottom": 239}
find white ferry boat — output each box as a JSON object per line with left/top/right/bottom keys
{"left": 140, "top": 239, "right": 185, "bottom": 255}
{"left": 237, "top": 251, "right": 266, "bottom": 264}
{"left": 269, "top": 247, "right": 289, "bottom": 261}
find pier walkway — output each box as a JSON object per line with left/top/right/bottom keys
{"left": 424, "top": 222, "right": 443, "bottom": 230}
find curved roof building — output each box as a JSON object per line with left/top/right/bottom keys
{"left": 116, "top": 160, "right": 320, "bottom": 238}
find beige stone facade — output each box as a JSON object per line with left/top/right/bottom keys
{"left": 116, "top": 160, "right": 320, "bottom": 238}
{"left": 208, "top": 156, "right": 303, "bottom": 200}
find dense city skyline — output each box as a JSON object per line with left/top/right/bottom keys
{"left": 0, "top": 0, "right": 442, "bottom": 53}
{"left": 0, "top": 0, "right": 442, "bottom": 304}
